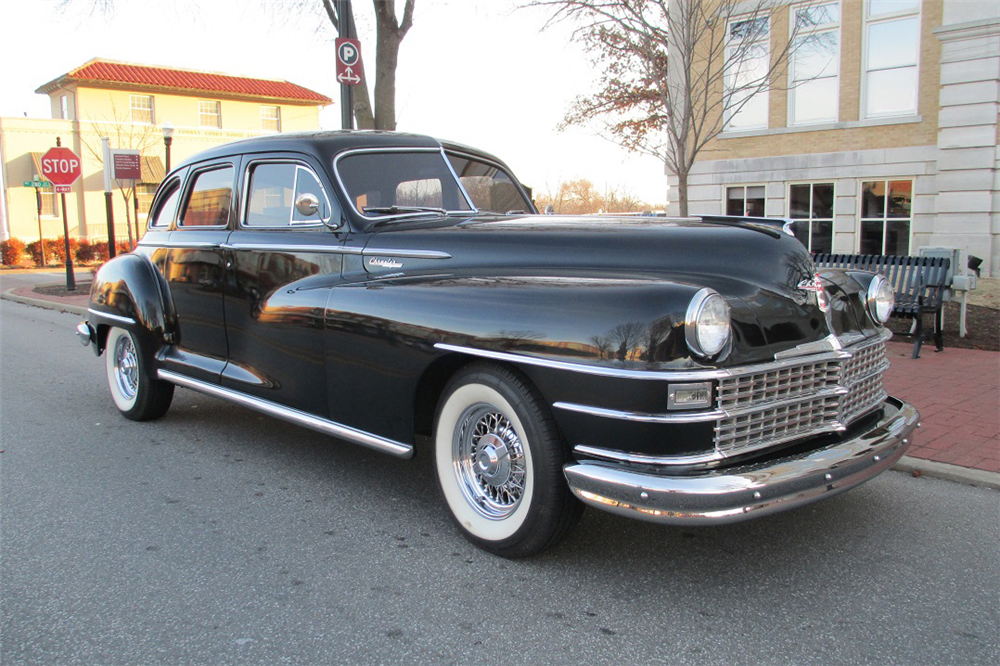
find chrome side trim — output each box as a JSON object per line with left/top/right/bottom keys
{"left": 563, "top": 397, "right": 918, "bottom": 525}
{"left": 554, "top": 385, "right": 848, "bottom": 424}
{"left": 157, "top": 370, "right": 413, "bottom": 459}
{"left": 363, "top": 248, "right": 453, "bottom": 260}
{"left": 223, "top": 243, "right": 363, "bottom": 254}
{"left": 434, "top": 343, "right": 733, "bottom": 381}
{"left": 87, "top": 308, "right": 136, "bottom": 326}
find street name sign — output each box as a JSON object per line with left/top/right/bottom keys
{"left": 23, "top": 180, "right": 52, "bottom": 188}
{"left": 40, "top": 146, "right": 82, "bottom": 187}
{"left": 336, "top": 38, "right": 362, "bottom": 85}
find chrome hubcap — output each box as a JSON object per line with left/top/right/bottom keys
{"left": 453, "top": 404, "right": 526, "bottom": 520}
{"left": 113, "top": 334, "right": 139, "bottom": 401}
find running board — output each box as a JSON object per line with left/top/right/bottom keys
{"left": 157, "top": 370, "right": 414, "bottom": 459}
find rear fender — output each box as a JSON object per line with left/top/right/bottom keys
{"left": 88, "top": 253, "right": 175, "bottom": 359}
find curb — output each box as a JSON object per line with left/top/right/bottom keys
{"left": 3, "top": 286, "right": 999, "bottom": 492}
{"left": 893, "top": 456, "right": 1000, "bottom": 491}
{"left": 1, "top": 287, "right": 88, "bottom": 317}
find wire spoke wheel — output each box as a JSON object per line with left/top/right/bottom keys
{"left": 454, "top": 405, "right": 527, "bottom": 520}
{"left": 112, "top": 333, "right": 140, "bottom": 401}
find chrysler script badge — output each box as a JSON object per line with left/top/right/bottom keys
{"left": 797, "top": 273, "right": 829, "bottom": 313}
{"left": 368, "top": 257, "right": 403, "bottom": 269}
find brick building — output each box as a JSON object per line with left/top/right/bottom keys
{"left": 669, "top": 0, "right": 1000, "bottom": 276}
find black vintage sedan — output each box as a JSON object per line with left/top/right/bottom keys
{"left": 77, "top": 131, "right": 918, "bottom": 557}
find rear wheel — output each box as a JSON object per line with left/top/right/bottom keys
{"left": 434, "top": 363, "right": 581, "bottom": 558}
{"left": 105, "top": 327, "right": 173, "bottom": 421}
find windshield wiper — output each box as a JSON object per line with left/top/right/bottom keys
{"left": 363, "top": 205, "right": 447, "bottom": 217}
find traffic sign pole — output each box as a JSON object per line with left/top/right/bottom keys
{"left": 44, "top": 138, "right": 79, "bottom": 291}
{"left": 337, "top": 0, "right": 356, "bottom": 130}
{"left": 60, "top": 190, "right": 75, "bottom": 291}
{"left": 34, "top": 180, "right": 46, "bottom": 267}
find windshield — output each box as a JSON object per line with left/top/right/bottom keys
{"left": 446, "top": 152, "right": 533, "bottom": 214}
{"left": 336, "top": 150, "right": 475, "bottom": 218}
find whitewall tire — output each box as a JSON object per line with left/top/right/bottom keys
{"left": 434, "top": 363, "right": 581, "bottom": 558}
{"left": 105, "top": 327, "right": 174, "bottom": 421}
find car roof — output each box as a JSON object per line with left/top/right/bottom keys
{"left": 175, "top": 130, "right": 443, "bottom": 169}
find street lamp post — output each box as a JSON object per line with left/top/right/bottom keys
{"left": 162, "top": 122, "right": 174, "bottom": 173}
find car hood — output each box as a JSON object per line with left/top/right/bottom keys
{"left": 362, "top": 214, "right": 877, "bottom": 362}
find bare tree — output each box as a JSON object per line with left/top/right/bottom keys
{"left": 80, "top": 101, "right": 160, "bottom": 247}
{"left": 527, "top": 0, "right": 807, "bottom": 216}
{"left": 318, "top": 0, "right": 416, "bottom": 129}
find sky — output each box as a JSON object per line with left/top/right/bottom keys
{"left": 0, "top": 0, "right": 668, "bottom": 206}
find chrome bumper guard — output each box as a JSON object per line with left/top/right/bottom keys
{"left": 563, "top": 397, "right": 918, "bottom": 525}
{"left": 76, "top": 321, "right": 94, "bottom": 347}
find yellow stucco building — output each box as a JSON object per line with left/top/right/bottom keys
{"left": 0, "top": 58, "right": 331, "bottom": 249}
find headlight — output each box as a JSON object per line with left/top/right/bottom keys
{"left": 867, "top": 274, "right": 894, "bottom": 324}
{"left": 685, "top": 288, "right": 731, "bottom": 358}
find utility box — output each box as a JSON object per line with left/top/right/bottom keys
{"left": 920, "top": 246, "right": 977, "bottom": 337}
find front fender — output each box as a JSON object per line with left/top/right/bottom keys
{"left": 88, "top": 253, "right": 174, "bottom": 354}
{"left": 329, "top": 273, "right": 710, "bottom": 371}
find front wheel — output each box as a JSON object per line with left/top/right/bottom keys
{"left": 105, "top": 327, "right": 174, "bottom": 421}
{"left": 433, "top": 363, "right": 581, "bottom": 558}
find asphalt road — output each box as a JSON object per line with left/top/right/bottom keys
{"left": 1, "top": 300, "right": 998, "bottom": 666}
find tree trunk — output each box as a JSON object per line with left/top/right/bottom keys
{"left": 676, "top": 168, "right": 689, "bottom": 218}
{"left": 373, "top": 26, "right": 402, "bottom": 130}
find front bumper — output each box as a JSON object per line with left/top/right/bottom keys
{"left": 563, "top": 396, "right": 918, "bottom": 524}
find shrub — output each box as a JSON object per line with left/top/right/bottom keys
{"left": 75, "top": 240, "right": 96, "bottom": 264}
{"left": 1, "top": 238, "right": 26, "bottom": 266}
{"left": 24, "top": 238, "right": 80, "bottom": 266}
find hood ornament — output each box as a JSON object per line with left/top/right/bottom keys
{"left": 797, "top": 273, "right": 829, "bottom": 313}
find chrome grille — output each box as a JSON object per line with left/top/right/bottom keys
{"left": 715, "top": 337, "right": 889, "bottom": 455}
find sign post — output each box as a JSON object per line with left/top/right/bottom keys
{"left": 101, "top": 138, "right": 117, "bottom": 259}
{"left": 336, "top": 0, "right": 361, "bottom": 130}
{"left": 111, "top": 148, "right": 141, "bottom": 249}
{"left": 24, "top": 175, "right": 52, "bottom": 266}
{"left": 40, "top": 139, "right": 82, "bottom": 291}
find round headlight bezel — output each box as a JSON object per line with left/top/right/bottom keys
{"left": 685, "top": 288, "right": 732, "bottom": 359}
{"left": 867, "top": 274, "right": 894, "bottom": 324}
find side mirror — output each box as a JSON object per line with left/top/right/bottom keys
{"left": 295, "top": 192, "right": 320, "bottom": 218}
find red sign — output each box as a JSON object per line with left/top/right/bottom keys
{"left": 336, "top": 38, "right": 362, "bottom": 85}
{"left": 113, "top": 153, "right": 142, "bottom": 180}
{"left": 40, "top": 147, "right": 82, "bottom": 186}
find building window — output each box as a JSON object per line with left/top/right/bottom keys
{"left": 59, "top": 95, "right": 69, "bottom": 120}
{"left": 130, "top": 95, "right": 154, "bottom": 124}
{"left": 790, "top": 2, "right": 840, "bottom": 125}
{"left": 136, "top": 184, "right": 159, "bottom": 214}
{"left": 199, "top": 101, "right": 221, "bottom": 128}
{"left": 860, "top": 179, "right": 911, "bottom": 255}
{"left": 261, "top": 106, "right": 281, "bottom": 132}
{"left": 39, "top": 190, "right": 59, "bottom": 217}
{"left": 726, "top": 185, "right": 766, "bottom": 217}
{"left": 725, "top": 17, "right": 771, "bottom": 131}
{"left": 863, "top": 0, "right": 920, "bottom": 118}
{"left": 788, "top": 183, "right": 834, "bottom": 252}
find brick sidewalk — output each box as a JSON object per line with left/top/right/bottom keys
{"left": 883, "top": 341, "right": 1000, "bottom": 473}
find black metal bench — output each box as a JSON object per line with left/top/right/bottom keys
{"left": 813, "top": 253, "right": 951, "bottom": 359}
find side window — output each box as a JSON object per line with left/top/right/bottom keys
{"left": 245, "top": 162, "right": 332, "bottom": 227}
{"left": 180, "top": 166, "right": 234, "bottom": 227}
{"left": 149, "top": 180, "right": 181, "bottom": 228}
{"left": 446, "top": 153, "right": 530, "bottom": 214}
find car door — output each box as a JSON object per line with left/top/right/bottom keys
{"left": 158, "top": 158, "right": 237, "bottom": 383}
{"left": 221, "top": 154, "right": 346, "bottom": 415}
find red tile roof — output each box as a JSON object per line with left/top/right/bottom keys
{"left": 36, "top": 59, "right": 331, "bottom": 105}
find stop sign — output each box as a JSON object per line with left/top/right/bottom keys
{"left": 40, "top": 146, "right": 82, "bottom": 186}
